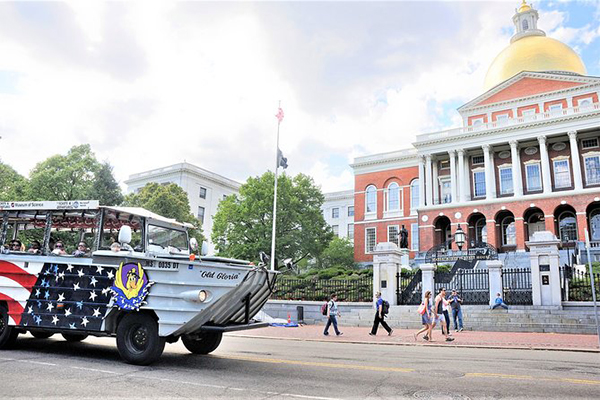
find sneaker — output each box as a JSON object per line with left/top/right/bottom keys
{"left": 447, "top": 332, "right": 452, "bottom": 336}
{"left": 446, "top": 337, "right": 455, "bottom": 342}
{"left": 369, "top": 333, "right": 375, "bottom": 336}
{"left": 455, "top": 329, "right": 459, "bottom": 332}
{"left": 388, "top": 329, "right": 393, "bottom": 336}
{"left": 336, "top": 332, "right": 343, "bottom": 336}
{"left": 458, "top": 328, "right": 463, "bottom": 332}
{"left": 423, "top": 335, "right": 429, "bottom": 341}
{"left": 323, "top": 333, "right": 329, "bottom": 336}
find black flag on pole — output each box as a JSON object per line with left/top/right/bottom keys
{"left": 277, "top": 148, "right": 288, "bottom": 169}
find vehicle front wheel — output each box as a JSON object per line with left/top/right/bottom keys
{"left": 31, "top": 331, "right": 54, "bottom": 339}
{"left": 116, "top": 313, "right": 165, "bottom": 365}
{"left": 182, "top": 332, "right": 223, "bottom": 354}
{"left": 0, "top": 304, "right": 19, "bottom": 349}
{"left": 62, "top": 333, "right": 88, "bottom": 342}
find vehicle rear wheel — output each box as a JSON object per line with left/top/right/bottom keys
{"left": 116, "top": 313, "right": 165, "bottom": 365}
{"left": 182, "top": 332, "right": 223, "bottom": 354}
{"left": 31, "top": 331, "right": 54, "bottom": 339}
{"left": 0, "top": 304, "right": 19, "bottom": 349}
{"left": 62, "top": 333, "right": 88, "bottom": 342}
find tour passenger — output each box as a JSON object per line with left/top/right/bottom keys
{"left": 51, "top": 241, "right": 66, "bottom": 255}
{"left": 28, "top": 240, "right": 42, "bottom": 254}
{"left": 110, "top": 242, "right": 121, "bottom": 252}
{"left": 72, "top": 241, "right": 88, "bottom": 257}
{"left": 9, "top": 240, "right": 22, "bottom": 252}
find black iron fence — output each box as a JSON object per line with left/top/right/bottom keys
{"left": 434, "top": 269, "right": 490, "bottom": 305}
{"left": 272, "top": 277, "right": 372, "bottom": 302}
{"left": 560, "top": 266, "right": 600, "bottom": 301}
{"left": 396, "top": 270, "right": 422, "bottom": 305}
{"left": 502, "top": 268, "right": 533, "bottom": 305}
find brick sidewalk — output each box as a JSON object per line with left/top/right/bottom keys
{"left": 227, "top": 324, "right": 600, "bottom": 352}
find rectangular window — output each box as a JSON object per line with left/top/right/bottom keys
{"left": 526, "top": 163, "right": 542, "bottom": 191}
{"left": 411, "top": 223, "right": 419, "bottom": 251}
{"left": 348, "top": 224, "right": 354, "bottom": 240}
{"left": 348, "top": 206, "right": 354, "bottom": 217}
{"left": 549, "top": 103, "right": 563, "bottom": 114}
{"left": 522, "top": 108, "right": 536, "bottom": 117}
{"left": 581, "top": 138, "right": 599, "bottom": 149}
{"left": 585, "top": 155, "right": 600, "bottom": 185}
{"left": 499, "top": 167, "right": 513, "bottom": 195}
{"left": 439, "top": 160, "right": 450, "bottom": 169}
{"left": 495, "top": 114, "right": 509, "bottom": 123}
{"left": 473, "top": 171, "right": 486, "bottom": 198}
{"left": 440, "top": 178, "right": 451, "bottom": 203}
{"left": 365, "top": 227, "right": 376, "bottom": 253}
{"left": 472, "top": 155, "right": 484, "bottom": 165}
{"left": 199, "top": 187, "right": 207, "bottom": 199}
{"left": 332, "top": 207, "right": 339, "bottom": 219}
{"left": 553, "top": 159, "right": 571, "bottom": 188}
{"left": 387, "top": 225, "right": 399, "bottom": 247}
{"left": 197, "top": 206, "right": 205, "bottom": 224}
{"left": 332, "top": 225, "right": 339, "bottom": 237}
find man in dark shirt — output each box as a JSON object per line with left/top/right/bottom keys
{"left": 449, "top": 289, "right": 464, "bottom": 332}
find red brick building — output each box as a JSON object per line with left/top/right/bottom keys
{"left": 352, "top": 2, "right": 600, "bottom": 264}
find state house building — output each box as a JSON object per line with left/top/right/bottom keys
{"left": 351, "top": 2, "right": 600, "bottom": 265}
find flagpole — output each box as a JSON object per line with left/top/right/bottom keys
{"left": 270, "top": 102, "right": 281, "bottom": 271}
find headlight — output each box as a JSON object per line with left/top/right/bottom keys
{"left": 198, "top": 290, "right": 207, "bottom": 302}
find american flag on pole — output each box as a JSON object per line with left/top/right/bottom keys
{"left": 275, "top": 107, "right": 284, "bottom": 123}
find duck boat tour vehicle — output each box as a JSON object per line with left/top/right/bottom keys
{"left": 0, "top": 200, "right": 277, "bottom": 365}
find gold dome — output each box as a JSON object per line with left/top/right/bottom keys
{"left": 517, "top": 1, "right": 531, "bottom": 13}
{"left": 484, "top": 35, "right": 587, "bottom": 91}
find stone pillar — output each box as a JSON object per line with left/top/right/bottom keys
{"left": 372, "top": 242, "right": 404, "bottom": 305}
{"left": 526, "top": 231, "right": 562, "bottom": 307}
{"left": 576, "top": 212, "right": 587, "bottom": 242}
{"left": 449, "top": 150, "right": 457, "bottom": 204}
{"left": 420, "top": 263, "right": 436, "bottom": 302}
{"left": 487, "top": 260, "right": 503, "bottom": 307}
{"left": 432, "top": 156, "right": 439, "bottom": 205}
{"left": 462, "top": 150, "right": 471, "bottom": 201}
{"left": 425, "top": 155, "right": 433, "bottom": 206}
{"left": 509, "top": 140, "right": 523, "bottom": 197}
{"left": 458, "top": 149, "right": 466, "bottom": 203}
{"left": 483, "top": 144, "right": 496, "bottom": 200}
{"left": 544, "top": 214, "right": 556, "bottom": 237}
{"left": 486, "top": 218, "right": 497, "bottom": 248}
{"left": 538, "top": 135, "right": 552, "bottom": 194}
{"left": 515, "top": 218, "right": 525, "bottom": 251}
{"left": 568, "top": 131, "right": 583, "bottom": 191}
{"left": 418, "top": 156, "right": 425, "bottom": 208}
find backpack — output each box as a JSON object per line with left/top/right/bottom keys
{"left": 381, "top": 300, "right": 390, "bottom": 315}
{"left": 321, "top": 302, "right": 328, "bottom": 316}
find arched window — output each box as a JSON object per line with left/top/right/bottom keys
{"left": 387, "top": 182, "right": 400, "bottom": 211}
{"left": 522, "top": 19, "right": 529, "bottom": 31}
{"left": 365, "top": 185, "right": 377, "bottom": 214}
{"left": 410, "top": 179, "right": 420, "bottom": 210}
{"left": 501, "top": 216, "right": 516, "bottom": 246}
{"left": 558, "top": 211, "right": 577, "bottom": 242}
{"left": 590, "top": 208, "right": 600, "bottom": 241}
{"left": 475, "top": 218, "right": 487, "bottom": 244}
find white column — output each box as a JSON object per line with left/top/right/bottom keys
{"left": 458, "top": 149, "right": 466, "bottom": 203}
{"left": 462, "top": 150, "right": 471, "bottom": 201}
{"left": 487, "top": 260, "right": 503, "bottom": 308}
{"left": 538, "top": 135, "right": 552, "bottom": 194}
{"left": 420, "top": 263, "right": 436, "bottom": 303}
{"left": 568, "top": 131, "right": 583, "bottom": 190}
{"left": 449, "top": 150, "right": 457, "bottom": 204}
{"left": 509, "top": 140, "right": 523, "bottom": 197}
{"left": 425, "top": 154, "right": 433, "bottom": 206}
{"left": 483, "top": 144, "right": 496, "bottom": 200}
{"left": 418, "top": 156, "right": 425, "bottom": 208}
{"left": 432, "top": 156, "right": 439, "bottom": 205}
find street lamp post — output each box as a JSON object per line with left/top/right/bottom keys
{"left": 455, "top": 224, "right": 466, "bottom": 251}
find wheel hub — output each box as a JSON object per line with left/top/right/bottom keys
{"left": 131, "top": 326, "right": 149, "bottom": 351}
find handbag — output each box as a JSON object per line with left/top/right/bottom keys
{"left": 418, "top": 303, "right": 426, "bottom": 315}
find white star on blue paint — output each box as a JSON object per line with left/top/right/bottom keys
{"left": 77, "top": 269, "right": 84, "bottom": 278}
{"left": 52, "top": 315, "right": 59, "bottom": 325}
{"left": 27, "top": 306, "right": 33, "bottom": 314}
{"left": 106, "top": 270, "right": 114, "bottom": 279}
{"left": 89, "top": 291, "right": 97, "bottom": 301}
{"left": 76, "top": 301, "right": 84, "bottom": 310}
{"left": 90, "top": 276, "right": 97, "bottom": 287}
{"left": 69, "top": 323, "right": 76, "bottom": 329}
{"left": 46, "top": 302, "right": 54, "bottom": 312}
{"left": 44, "top": 290, "right": 50, "bottom": 300}
{"left": 34, "top": 315, "right": 42, "bottom": 325}
{"left": 96, "top": 265, "right": 104, "bottom": 274}
{"left": 58, "top": 271, "right": 65, "bottom": 280}
{"left": 81, "top": 316, "right": 89, "bottom": 327}
{"left": 57, "top": 293, "right": 65, "bottom": 302}
{"left": 73, "top": 282, "right": 80, "bottom": 291}
{"left": 66, "top": 265, "right": 74, "bottom": 272}
{"left": 35, "top": 288, "right": 41, "bottom": 297}
{"left": 65, "top": 308, "right": 72, "bottom": 317}
{"left": 92, "top": 308, "right": 101, "bottom": 317}
{"left": 41, "top": 279, "right": 47, "bottom": 287}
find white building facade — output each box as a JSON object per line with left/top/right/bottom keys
{"left": 322, "top": 190, "right": 355, "bottom": 241}
{"left": 124, "top": 162, "right": 241, "bottom": 254}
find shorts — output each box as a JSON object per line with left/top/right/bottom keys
{"left": 435, "top": 314, "right": 445, "bottom": 324}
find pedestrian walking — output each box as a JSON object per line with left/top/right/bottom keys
{"left": 442, "top": 295, "right": 452, "bottom": 336}
{"left": 323, "top": 294, "right": 342, "bottom": 336}
{"left": 433, "top": 287, "right": 454, "bottom": 342}
{"left": 449, "top": 289, "right": 464, "bottom": 331}
{"left": 492, "top": 292, "right": 509, "bottom": 310}
{"left": 369, "top": 291, "right": 393, "bottom": 336}
{"left": 414, "top": 290, "right": 433, "bottom": 341}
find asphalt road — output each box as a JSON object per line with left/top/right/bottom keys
{"left": 1, "top": 333, "right": 599, "bottom": 399}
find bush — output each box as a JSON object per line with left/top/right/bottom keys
{"left": 436, "top": 264, "right": 452, "bottom": 273}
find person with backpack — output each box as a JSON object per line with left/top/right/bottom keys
{"left": 323, "top": 293, "right": 342, "bottom": 336}
{"left": 369, "top": 291, "right": 393, "bottom": 336}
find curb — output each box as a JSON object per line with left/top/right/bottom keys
{"left": 226, "top": 333, "right": 600, "bottom": 353}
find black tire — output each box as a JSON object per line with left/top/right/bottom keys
{"left": 182, "top": 332, "right": 223, "bottom": 355}
{"left": 116, "top": 313, "right": 165, "bottom": 365}
{"left": 62, "top": 333, "right": 88, "bottom": 342}
{"left": 0, "top": 304, "right": 19, "bottom": 349}
{"left": 31, "top": 331, "right": 54, "bottom": 339}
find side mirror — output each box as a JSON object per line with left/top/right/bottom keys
{"left": 190, "top": 238, "right": 199, "bottom": 251}
{"left": 118, "top": 226, "right": 132, "bottom": 244}
{"left": 201, "top": 241, "right": 209, "bottom": 256}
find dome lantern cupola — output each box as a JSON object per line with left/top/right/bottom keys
{"left": 511, "top": 1, "right": 545, "bottom": 43}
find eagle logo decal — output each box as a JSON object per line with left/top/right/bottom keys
{"left": 110, "top": 262, "right": 153, "bottom": 311}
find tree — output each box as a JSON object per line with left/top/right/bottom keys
{"left": 0, "top": 162, "right": 29, "bottom": 201}
{"left": 28, "top": 145, "right": 123, "bottom": 205}
{"left": 320, "top": 237, "right": 356, "bottom": 270}
{"left": 211, "top": 171, "right": 333, "bottom": 266}
{"left": 123, "top": 182, "right": 204, "bottom": 243}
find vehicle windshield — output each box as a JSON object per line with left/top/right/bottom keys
{"left": 147, "top": 225, "right": 188, "bottom": 255}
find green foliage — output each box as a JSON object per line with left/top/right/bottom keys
{"left": 211, "top": 171, "right": 333, "bottom": 265}
{"left": 320, "top": 236, "right": 356, "bottom": 270}
{"left": 0, "top": 162, "right": 29, "bottom": 201}
{"left": 28, "top": 145, "right": 123, "bottom": 205}
{"left": 436, "top": 264, "right": 452, "bottom": 273}
{"left": 296, "top": 267, "right": 372, "bottom": 280}
{"left": 123, "top": 182, "right": 204, "bottom": 243}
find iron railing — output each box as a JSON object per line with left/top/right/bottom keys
{"left": 560, "top": 266, "right": 600, "bottom": 301}
{"left": 272, "top": 277, "right": 373, "bottom": 302}
{"left": 435, "top": 269, "right": 490, "bottom": 305}
{"left": 396, "top": 270, "right": 422, "bottom": 305}
{"left": 502, "top": 268, "right": 533, "bottom": 305}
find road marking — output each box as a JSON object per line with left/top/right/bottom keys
{"left": 218, "top": 354, "right": 415, "bottom": 373}
{"left": 466, "top": 373, "right": 600, "bottom": 386}
{"left": 71, "top": 366, "right": 120, "bottom": 375}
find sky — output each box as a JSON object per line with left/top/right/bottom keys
{"left": 1, "top": 0, "right": 600, "bottom": 194}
